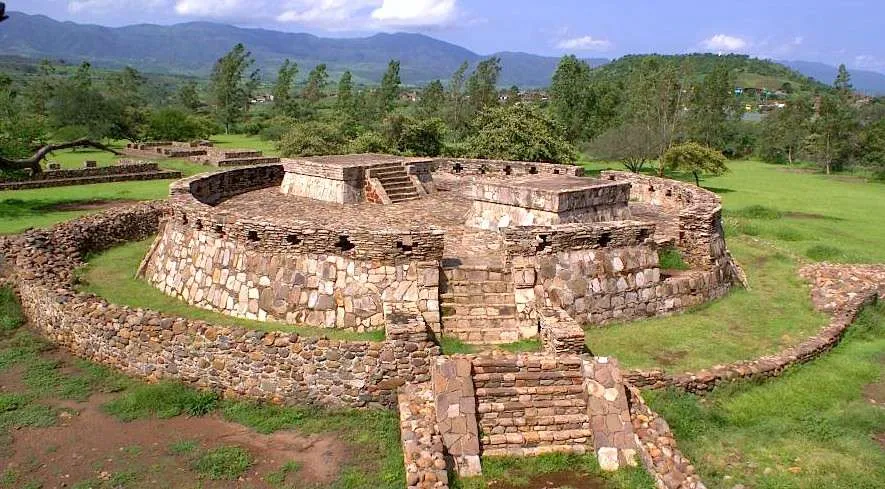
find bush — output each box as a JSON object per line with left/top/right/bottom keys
{"left": 382, "top": 116, "right": 446, "bottom": 156}
{"left": 145, "top": 108, "right": 215, "bottom": 141}
{"left": 193, "top": 446, "right": 253, "bottom": 480}
{"left": 258, "top": 116, "right": 297, "bottom": 141}
{"left": 662, "top": 142, "right": 728, "bottom": 185}
{"left": 278, "top": 121, "right": 347, "bottom": 157}
{"left": 464, "top": 103, "right": 576, "bottom": 163}
{"left": 348, "top": 131, "right": 391, "bottom": 154}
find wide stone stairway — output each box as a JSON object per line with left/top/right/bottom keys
{"left": 371, "top": 162, "right": 421, "bottom": 203}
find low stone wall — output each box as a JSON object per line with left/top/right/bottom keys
{"left": 280, "top": 171, "right": 363, "bottom": 203}
{"left": 176, "top": 164, "right": 285, "bottom": 205}
{"left": 433, "top": 158, "right": 583, "bottom": 177}
{"left": 625, "top": 263, "right": 885, "bottom": 392}
{"left": 0, "top": 161, "right": 181, "bottom": 190}
{"left": 2, "top": 204, "right": 440, "bottom": 409}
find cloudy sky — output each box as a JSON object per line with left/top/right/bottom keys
{"left": 12, "top": 0, "right": 885, "bottom": 73}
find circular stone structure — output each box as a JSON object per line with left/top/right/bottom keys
{"left": 141, "top": 155, "right": 744, "bottom": 344}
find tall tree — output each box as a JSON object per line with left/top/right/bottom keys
{"left": 209, "top": 43, "right": 259, "bottom": 133}
{"left": 446, "top": 61, "right": 470, "bottom": 135}
{"left": 550, "top": 55, "right": 593, "bottom": 142}
{"left": 804, "top": 92, "right": 858, "bottom": 174}
{"left": 465, "top": 103, "right": 575, "bottom": 163}
{"left": 758, "top": 95, "right": 813, "bottom": 164}
{"left": 177, "top": 81, "right": 202, "bottom": 112}
{"left": 415, "top": 80, "right": 445, "bottom": 119}
{"left": 467, "top": 57, "right": 502, "bottom": 114}
{"left": 272, "top": 59, "right": 298, "bottom": 116}
{"left": 378, "top": 59, "right": 401, "bottom": 115}
{"left": 336, "top": 70, "right": 355, "bottom": 116}
{"left": 301, "top": 64, "right": 329, "bottom": 105}
{"left": 24, "top": 60, "right": 57, "bottom": 116}
{"left": 662, "top": 142, "right": 728, "bottom": 186}
{"left": 686, "top": 62, "right": 738, "bottom": 149}
{"left": 834, "top": 64, "right": 853, "bottom": 94}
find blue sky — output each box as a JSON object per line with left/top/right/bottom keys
{"left": 13, "top": 0, "right": 885, "bottom": 73}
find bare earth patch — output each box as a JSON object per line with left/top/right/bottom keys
{"left": 3, "top": 393, "right": 348, "bottom": 488}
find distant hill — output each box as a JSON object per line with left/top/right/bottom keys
{"left": 0, "top": 12, "right": 606, "bottom": 87}
{"left": 1, "top": 12, "right": 882, "bottom": 94}
{"left": 781, "top": 60, "right": 885, "bottom": 96}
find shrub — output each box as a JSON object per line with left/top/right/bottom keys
{"left": 145, "top": 108, "right": 215, "bottom": 141}
{"left": 658, "top": 246, "right": 690, "bottom": 270}
{"left": 464, "top": 103, "right": 576, "bottom": 163}
{"left": 348, "top": 131, "right": 391, "bottom": 154}
{"left": 382, "top": 116, "right": 446, "bottom": 156}
{"left": 278, "top": 121, "right": 347, "bottom": 157}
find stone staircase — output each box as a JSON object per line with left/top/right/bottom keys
{"left": 369, "top": 163, "right": 420, "bottom": 203}
{"left": 440, "top": 262, "right": 530, "bottom": 343}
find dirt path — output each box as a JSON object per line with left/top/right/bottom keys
{"left": 2, "top": 374, "right": 348, "bottom": 489}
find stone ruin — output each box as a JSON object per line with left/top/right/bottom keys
{"left": 142, "top": 154, "right": 742, "bottom": 347}
{"left": 1, "top": 153, "right": 751, "bottom": 488}
{"left": 125, "top": 140, "right": 280, "bottom": 167}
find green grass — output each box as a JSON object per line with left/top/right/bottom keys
{"left": 453, "top": 452, "right": 654, "bottom": 489}
{"left": 167, "top": 439, "right": 198, "bottom": 455}
{"left": 0, "top": 287, "right": 24, "bottom": 331}
{"left": 77, "top": 237, "right": 385, "bottom": 341}
{"left": 658, "top": 245, "right": 690, "bottom": 270}
{"left": 585, "top": 239, "right": 828, "bottom": 372}
{"left": 193, "top": 445, "right": 253, "bottom": 480}
{"left": 645, "top": 302, "right": 885, "bottom": 489}
{"left": 211, "top": 133, "right": 280, "bottom": 156}
{"left": 102, "top": 382, "right": 219, "bottom": 421}
{"left": 439, "top": 336, "right": 541, "bottom": 354}
{"left": 265, "top": 461, "right": 301, "bottom": 486}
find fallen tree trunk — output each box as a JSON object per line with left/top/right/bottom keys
{"left": 0, "top": 139, "right": 122, "bottom": 174}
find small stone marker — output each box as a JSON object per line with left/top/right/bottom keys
{"left": 84, "top": 160, "right": 98, "bottom": 168}
{"left": 47, "top": 162, "right": 61, "bottom": 170}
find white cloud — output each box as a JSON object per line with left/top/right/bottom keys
{"left": 174, "top": 0, "right": 249, "bottom": 17}
{"left": 276, "top": 0, "right": 376, "bottom": 25}
{"left": 556, "top": 35, "right": 612, "bottom": 51}
{"left": 702, "top": 34, "right": 748, "bottom": 52}
{"left": 370, "top": 0, "right": 456, "bottom": 26}
{"left": 69, "top": 0, "right": 165, "bottom": 14}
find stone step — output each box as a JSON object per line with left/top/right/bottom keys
{"left": 472, "top": 370, "right": 585, "bottom": 382}
{"left": 379, "top": 180, "right": 415, "bottom": 189}
{"left": 440, "top": 283, "right": 513, "bottom": 296}
{"left": 389, "top": 195, "right": 420, "bottom": 203}
{"left": 441, "top": 305, "right": 517, "bottom": 318}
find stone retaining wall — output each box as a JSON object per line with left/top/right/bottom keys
{"left": 0, "top": 161, "right": 181, "bottom": 190}
{"left": 433, "top": 158, "right": 583, "bottom": 177}
{"left": 2, "top": 204, "right": 440, "bottom": 409}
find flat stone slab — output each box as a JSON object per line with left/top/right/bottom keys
{"left": 463, "top": 175, "right": 630, "bottom": 212}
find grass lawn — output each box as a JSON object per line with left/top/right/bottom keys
{"left": 582, "top": 158, "right": 884, "bottom": 372}
{"left": 210, "top": 133, "right": 280, "bottom": 156}
{"left": 646, "top": 302, "right": 885, "bottom": 489}
{"left": 77, "top": 237, "right": 385, "bottom": 341}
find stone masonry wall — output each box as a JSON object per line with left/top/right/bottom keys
{"left": 3, "top": 204, "right": 440, "bottom": 409}
{"left": 433, "top": 158, "right": 584, "bottom": 177}
{"left": 145, "top": 219, "right": 442, "bottom": 332}
{"left": 280, "top": 172, "right": 363, "bottom": 203}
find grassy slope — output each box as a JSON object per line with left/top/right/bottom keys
{"left": 583, "top": 159, "right": 885, "bottom": 372}
{"left": 77, "top": 238, "right": 385, "bottom": 341}
{"left": 646, "top": 302, "right": 885, "bottom": 489}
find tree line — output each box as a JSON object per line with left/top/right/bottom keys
{"left": 1, "top": 44, "right": 883, "bottom": 181}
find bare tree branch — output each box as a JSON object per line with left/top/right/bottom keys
{"left": 0, "top": 139, "right": 122, "bottom": 174}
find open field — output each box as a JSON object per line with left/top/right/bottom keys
{"left": 647, "top": 302, "right": 885, "bottom": 489}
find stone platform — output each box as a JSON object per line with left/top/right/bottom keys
{"left": 464, "top": 175, "right": 631, "bottom": 230}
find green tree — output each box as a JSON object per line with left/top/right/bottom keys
{"left": 272, "top": 59, "right": 298, "bottom": 116}
{"left": 278, "top": 120, "right": 346, "bottom": 156}
{"left": 758, "top": 95, "right": 813, "bottom": 164}
{"left": 348, "top": 131, "right": 391, "bottom": 154}
{"left": 504, "top": 85, "right": 519, "bottom": 106}
{"left": 105, "top": 66, "right": 148, "bottom": 140}
{"left": 378, "top": 59, "right": 401, "bottom": 115}
{"left": 588, "top": 122, "right": 662, "bottom": 172}
{"left": 662, "top": 142, "right": 728, "bottom": 186}
{"left": 48, "top": 67, "right": 114, "bottom": 140}
{"left": 804, "top": 93, "right": 858, "bottom": 174}
{"left": 177, "top": 81, "right": 202, "bottom": 112}
{"left": 415, "top": 80, "right": 445, "bottom": 119}
{"left": 335, "top": 70, "right": 355, "bottom": 117}
{"left": 834, "top": 64, "right": 852, "bottom": 94}
{"left": 302, "top": 64, "right": 329, "bottom": 105}
{"left": 146, "top": 108, "right": 215, "bottom": 141}
{"left": 686, "top": 62, "right": 739, "bottom": 149}
{"left": 23, "top": 60, "right": 57, "bottom": 116}
{"left": 382, "top": 115, "right": 446, "bottom": 156}
{"left": 859, "top": 118, "right": 885, "bottom": 171}
{"left": 550, "top": 55, "right": 593, "bottom": 142}
{"left": 209, "top": 43, "right": 259, "bottom": 133}
{"left": 467, "top": 57, "right": 501, "bottom": 114}
{"left": 0, "top": 82, "right": 49, "bottom": 163}
{"left": 465, "top": 103, "right": 576, "bottom": 163}
{"left": 446, "top": 61, "right": 471, "bottom": 135}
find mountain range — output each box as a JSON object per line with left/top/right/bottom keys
{"left": 1, "top": 11, "right": 884, "bottom": 94}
